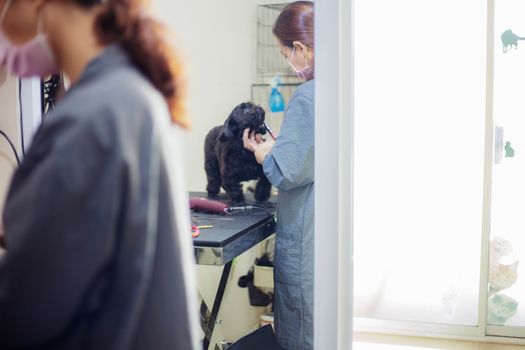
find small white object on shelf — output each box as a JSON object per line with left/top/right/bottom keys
{"left": 254, "top": 265, "right": 274, "bottom": 289}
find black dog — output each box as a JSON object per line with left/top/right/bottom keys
{"left": 204, "top": 102, "right": 272, "bottom": 203}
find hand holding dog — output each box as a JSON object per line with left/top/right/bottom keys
{"left": 243, "top": 129, "right": 275, "bottom": 164}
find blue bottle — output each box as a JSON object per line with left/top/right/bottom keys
{"left": 269, "top": 87, "right": 285, "bottom": 112}
{"left": 268, "top": 75, "right": 285, "bottom": 113}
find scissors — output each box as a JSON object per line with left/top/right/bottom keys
{"left": 191, "top": 225, "right": 200, "bottom": 238}
{"left": 263, "top": 122, "right": 276, "bottom": 141}
{"left": 191, "top": 224, "right": 214, "bottom": 238}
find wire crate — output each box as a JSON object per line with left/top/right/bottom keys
{"left": 256, "top": 3, "right": 297, "bottom": 81}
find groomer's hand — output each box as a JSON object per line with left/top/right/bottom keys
{"left": 243, "top": 129, "right": 275, "bottom": 164}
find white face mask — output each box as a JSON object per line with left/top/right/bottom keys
{"left": 288, "top": 46, "right": 313, "bottom": 80}
{"left": 0, "top": 0, "right": 58, "bottom": 78}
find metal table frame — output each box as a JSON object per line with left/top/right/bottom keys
{"left": 193, "top": 210, "right": 276, "bottom": 350}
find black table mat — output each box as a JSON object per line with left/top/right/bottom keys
{"left": 190, "top": 192, "right": 276, "bottom": 248}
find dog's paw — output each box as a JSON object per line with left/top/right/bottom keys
{"left": 254, "top": 188, "right": 272, "bottom": 204}
{"left": 207, "top": 192, "right": 220, "bottom": 200}
{"left": 228, "top": 197, "right": 247, "bottom": 206}
{"left": 254, "top": 196, "right": 272, "bottom": 205}
{"left": 256, "top": 200, "right": 276, "bottom": 209}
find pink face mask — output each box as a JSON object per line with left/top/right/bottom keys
{"left": 0, "top": 0, "right": 58, "bottom": 78}
{"left": 289, "top": 46, "right": 314, "bottom": 81}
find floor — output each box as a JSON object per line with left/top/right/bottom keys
{"left": 354, "top": 333, "right": 525, "bottom": 350}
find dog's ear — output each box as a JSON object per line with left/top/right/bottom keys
{"left": 219, "top": 113, "right": 238, "bottom": 142}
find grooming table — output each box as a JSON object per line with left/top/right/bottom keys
{"left": 190, "top": 192, "right": 276, "bottom": 350}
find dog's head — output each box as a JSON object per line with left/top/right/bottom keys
{"left": 219, "top": 102, "right": 266, "bottom": 142}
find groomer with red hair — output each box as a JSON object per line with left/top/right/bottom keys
{"left": 0, "top": 0, "right": 198, "bottom": 348}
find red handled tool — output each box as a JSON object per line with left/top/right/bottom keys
{"left": 189, "top": 197, "right": 230, "bottom": 215}
{"left": 189, "top": 197, "right": 265, "bottom": 215}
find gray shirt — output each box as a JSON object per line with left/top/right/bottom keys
{"left": 0, "top": 45, "right": 199, "bottom": 350}
{"left": 263, "top": 79, "right": 314, "bottom": 350}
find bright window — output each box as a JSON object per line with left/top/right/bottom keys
{"left": 354, "top": 0, "right": 487, "bottom": 327}
{"left": 489, "top": 0, "right": 525, "bottom": 330}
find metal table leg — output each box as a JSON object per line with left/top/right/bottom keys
{"left": 201, "top": 261, "right": 233, "bottom": 350}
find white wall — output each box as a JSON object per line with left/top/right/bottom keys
{"left": 0, "top": 70, "right": 21, "bottom": 216}
{"left": 153, "top": 0, "right": 259, "bottom": 192}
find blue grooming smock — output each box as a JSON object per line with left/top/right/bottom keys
{"left": 262, "top": 79, "right": 314, "bottom": 350}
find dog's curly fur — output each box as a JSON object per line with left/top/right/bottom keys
{"left": 204, "top": 102, "right": 272, "bottom": 203}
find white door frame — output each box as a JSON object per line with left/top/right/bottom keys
{"left": 315, "top": 0, "right": 354, "bottom": 349}
{"left": 19, "top": 77, "right": 42, "bottom": 154}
